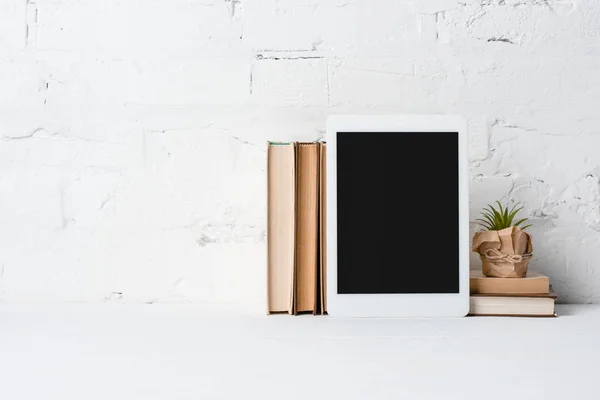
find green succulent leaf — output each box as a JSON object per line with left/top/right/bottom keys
{"left": 489, "top": 206, "right": 504, "bottom": 225}
{"left": 496, "top": 201, "right": 505, "bottom": 220}
{"left": 507, "top": 205, "right": 523, "bottom": 226}
{"left": 475, "top": 219, "right": 493, "bottom": 229}
{"left": 480, "top": 214, "right": 496, "bottom": 226}
{"left": 477, "top": 201, "right": 531, "bottom": 231}
{"left": 513, "top": 218, "right": 528, "bottom": 227}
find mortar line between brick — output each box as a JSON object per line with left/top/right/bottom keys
{"left": 326, "top": 59, "right": 330, "bottom": 107}
{"left": 25, "top": 0, "right": 38, "bottom": 49}
{"left": 249, "top": 64, "right": 253, "bottom": 96}
{"left": 24, "top": 0, "right": 29, "bottom": 48}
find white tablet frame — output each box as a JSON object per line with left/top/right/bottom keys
{"left": 326, "top": 115, "right": 469, "bottom": 318}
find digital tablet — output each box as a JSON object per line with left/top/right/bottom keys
{"left": 326, "top": 115, "right": 469, "bottom": 317}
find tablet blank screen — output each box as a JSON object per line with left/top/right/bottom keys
{"left": 336, "top": 132, "right": 459, "bottom": 294}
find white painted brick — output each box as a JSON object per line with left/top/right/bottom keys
{"left": 318, "top": 1, "right": 419, "bottom": 56}
{"left": 62, "top": 169, "right": 124, "bottom": 228}
{"left": 114, "top": 127, "right": 266, "bottom": 235}
{"left": 37, "top": 1, "right": 243, "bottom": 56}
{"left": 329, "top": 57, "right": 414, "bottom": 106}
{"left": 0, "top": 130, "right": 139, "bottom": 170}
{"left": 103, "top": 228, "right": 213, "bottom": 303}
{"left": 1, "top": 0, "right": 600, "bottom": 305}
{"left": 0, "top": 110, "right": 143, "bottom": 144}
{"left": 251, "top": 58, "right": 328, "bottom": 106}
{"left": 245, "top": 0, "right": 419, "bottom": 56}
{"left": 243, "top": 1, "right": 322, "bottom": 52}
{"left": 0, "top": 113, "right": 44, "bottom": 140}
{"left": 44, "top": 57, "right": 250, "bottom": 106}
{"left": 407, "top": 0, "right": 460, "bottom": 15}
{"left": 565, "top": 174, "right": 600, "bottom": 232}
{"left": 442, "top": 0, "right": 600, "bottom": 52}
{"left": 467, "top": 116, "right": 491, "bottom": 162}
{"left": 0, "top": 0, "right": 26, "bottom": 49}
{"left": 417, "top": 14, "right": 440, "bottom": 44}
{"left": 208, "top": 243, "right": 265, "bottom": 307}
{"left": 0, "top": 61, "right": 45, "bottom": 107}
{"left": 469, "top": 176, "right": 515, "bottom": 220}
{"left": 457, "top": 51, "right": 564, "bottom": 111}
{"left": 330, "top": 57, "right": 451, "bottom": 108}
{"left": 0, "top": 229, "right": 109, "bottom": 302}
{"left": 491, "top": 126, "right": 600, "bottom": 190}
{"left": 0, "top": 169, "right": 64, "bottom": 230}
{"left": 85, "top": 126, "right": 266, "bottom": 304}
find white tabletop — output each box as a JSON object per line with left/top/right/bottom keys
{"left": 0, "top": 304, "right": 595, "bottom": 400}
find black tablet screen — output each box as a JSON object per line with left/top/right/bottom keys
{"left": 336, "top": 132, "right": 459, "bottom": 294}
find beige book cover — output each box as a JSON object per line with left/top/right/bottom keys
{"left": 469, "top": 289, "right": 557, "bottom": 317}
{"left": 470, "top": 269, "right": 549, "bottom": 295}
{"left": 319, "top": 142, "right": 327, "bottom": 314}
{"left": 267, "top": 142, "right": 296, "bottom": 314}
{"left": 295, "top": 143, "right": 320, "bottom": 314}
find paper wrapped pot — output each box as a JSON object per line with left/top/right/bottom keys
{"left": 472, "top": 226, "right": 533, "bottom": 278}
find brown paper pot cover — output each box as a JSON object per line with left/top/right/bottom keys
{"left": 472, "top": 226, "right": 533, "bottom": 278}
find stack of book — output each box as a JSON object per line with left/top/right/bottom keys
{"left": 469, "top": 270, "right": 557, "bottom": 317}
{"left": 266, "top": 142, "right": 327, "bottom": 315}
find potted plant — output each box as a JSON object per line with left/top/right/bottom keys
{"left": 472, "top": 202, "right": 533, "bottom": 278}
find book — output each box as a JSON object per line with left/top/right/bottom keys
{"left": 295, "top": 143, "right": 320, "bottom": 314}
{"left": 469, "top": 290, "right": 557, "bottom": 317}
{"left": 266, "top": 141, "right": 327, "bottom": 316}
{"left": 266, "top": 142, "right": 296, "bottom": 314}
{"left": 319, "top": 143, "right": 327, "bottom": 314}
{"left": 470, "top": 269, "right": 550, "bottom": 295}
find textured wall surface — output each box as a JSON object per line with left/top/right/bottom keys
{"left": 1, "top": 0, "right": 599, "bottom": 307}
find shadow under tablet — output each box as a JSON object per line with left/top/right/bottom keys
{"left": 336, "top": 132, "right": 459, "bottom": 295}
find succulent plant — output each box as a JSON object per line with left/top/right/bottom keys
{"left": 477, "top": 201, "right": 532, "bottom": 231}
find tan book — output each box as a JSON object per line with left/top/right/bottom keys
{"left": 469, "top": 290, "right": 557, "bottom": 317}
{"left": 319, "top": 143, "right": 327, "bottom": 314}
{"left": 470, "top": 269, "right": 550, "bottom": 295}
{"left": 266, "top": 142, "right": 296, "bottom": 314}
{"left": 295, "top": 143, "right": 320, "bottom": 314}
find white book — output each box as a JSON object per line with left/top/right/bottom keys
{"left": 469, "top": 291, "right": 557, "bottom": 317}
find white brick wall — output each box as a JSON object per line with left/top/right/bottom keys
{"left": 1, "top": 0, "right": 599, "bottom": 307}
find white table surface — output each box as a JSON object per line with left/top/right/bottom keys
{"left": 0, "top": 304, "right": 596, "bottom": 400}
